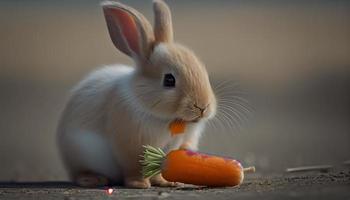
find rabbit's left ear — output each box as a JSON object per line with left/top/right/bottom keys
{"left": 102, "top": 1, "right": 154, "bottom": 60}
{"left": 153, "top": 0, "right": 173, "bottom": 43}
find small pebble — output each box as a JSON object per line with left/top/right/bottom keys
{"left": 158, "top": 191, "right": 170, "bottom": 198}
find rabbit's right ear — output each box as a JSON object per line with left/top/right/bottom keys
{"left": 102, "top": 1, "right": 154, "bottom": 61}
{"left": 153, "top": 0, "right": 173, "bottom": 43}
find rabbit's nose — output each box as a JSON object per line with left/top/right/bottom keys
{"left": 194, "top": 104, "right": 208, "bottom": 116}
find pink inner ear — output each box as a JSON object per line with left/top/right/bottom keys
{"left": 110, "top": 9, "right": 140, "bottom": 56}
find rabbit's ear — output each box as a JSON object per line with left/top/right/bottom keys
{"left": 153, "top": 0, "right": 173, "bottom": 43}
{"left": 102, "top": 1, "right": 154, "bottom": 60}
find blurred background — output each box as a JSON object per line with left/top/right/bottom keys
{"left": 0, "top": 0, "right": 349, "bottom": 181}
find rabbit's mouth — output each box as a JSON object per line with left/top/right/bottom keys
{"left": 189, "top": 116, "right": 201, "bottom": 123}
{"left": 180, "top": 116, "right": 202, "bottom": 123}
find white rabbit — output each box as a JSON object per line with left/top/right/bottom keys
{"left": 57, "top": 0, "right": 217, "bottom": 188}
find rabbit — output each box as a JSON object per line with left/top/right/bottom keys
{"left": 57, "top": 0, "right": 217, "bottom": 188}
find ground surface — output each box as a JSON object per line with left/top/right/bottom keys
{"left": 0, "top": 170, "right": 349, "bottom": 200}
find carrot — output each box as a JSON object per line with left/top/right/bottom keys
{"left": 169, "top": 119, "right": 186, "bottom": 136}
{"left": 141, "top": 145, "right": 255, "bottom": 187}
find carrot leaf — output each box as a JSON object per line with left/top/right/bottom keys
{"left": 141, "top": 145, "right": 166, "bottom": 178}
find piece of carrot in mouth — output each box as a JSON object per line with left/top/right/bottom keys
{"left": 169, "top": 119, "right": 186, "bottom": 136}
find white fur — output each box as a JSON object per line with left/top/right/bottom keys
{"left": 153, "top": 43, "right": 170, "bottom": 57}
{"left": 57, "top": 65, "right": 203, "bottom": 183}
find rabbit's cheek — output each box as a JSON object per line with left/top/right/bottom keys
{"left": 204, "top": 103, "right": 217, "bottom": 119}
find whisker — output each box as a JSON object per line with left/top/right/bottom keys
{"left": 208, "top": 79, "right": 253, "bottom": 135}
{"left": 218, "top": 99, "right": 253, "bottom": 115}
{"left": 220, "top": 103, "right": 251, "bottom": 121}
{"left": 218, "top": 97, "right": 251, "bottom": 108}
{"left": 215, "top": 113, "right": 240, "bottom": 136}
{"left": 218, "top": 106, "right": 247, "bottom": 128}
{"left": 214, "top": 79, "right": 240, "bottom": 91}
{"left": 218, "top": 107, "right": 242, "bottom": 129}
{"left": 216, "top": 113, "right": 237, "bottom": 133}
{"left": 211, "top": 115, "right": 229, "bottom": 134}
{"left": 208, "top": 114, "right": 225, "bottom": 132}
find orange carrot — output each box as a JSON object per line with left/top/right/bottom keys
{"left": 141, "top": 146, "right": 255, "bottom": 187}
{"left": 169, "top": 119, "right": 186, "bottom": 136}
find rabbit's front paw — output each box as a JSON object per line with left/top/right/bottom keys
{"left": 125, "top": 177, "right": 151, "bottom": 189}
{"left": 150, "top": 174, "right": 181, "bottom": 187}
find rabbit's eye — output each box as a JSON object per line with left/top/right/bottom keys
{"left": 163, "top": 73, "right": 176, "bottom": 88}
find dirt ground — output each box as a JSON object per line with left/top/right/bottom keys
{"left": 0, "top": 170, "right": 349, "bottom": 200}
